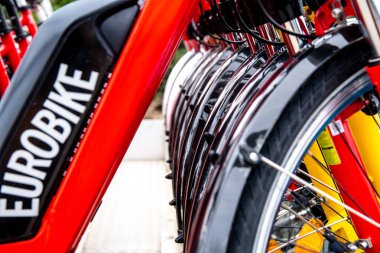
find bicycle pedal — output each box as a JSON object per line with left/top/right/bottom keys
{"left": 209, "top": 150, "right": 219, "bottom": 164}
{"left": 203, "top": 132, "right": 214, "bottom": 144}
{"left": 165, "top": 172, "right": 173, "bottom": 180}
{"left": 174, "top": 233, "right": 184, "bottom": 243}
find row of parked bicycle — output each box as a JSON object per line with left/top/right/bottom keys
{"left": 0, "top": 0, "right": 52, "bottom": 95}
{"left": 163, "top": 0, "right": 380, "bottom": 252}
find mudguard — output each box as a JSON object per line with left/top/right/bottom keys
{"left": 163, "top": 50, "right": 196, "bottom": 132}
{"left": 197, "top": 24, "right": 369, "bottom": 253}
{"left": 0, "top": 0, "right": 139, "bottom": 242}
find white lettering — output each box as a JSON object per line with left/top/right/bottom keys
{"left": 21, "top": 129, "right": 59, "bottom": 159}
{"left": 44, "top": 99, "right": 80, "bottom": 124}
{"left": 57, "top": 63, "right": 99, "bottom": 91}
{"left": 0, "top": 63, "right": 100, "bottom": 218}
{"left": 1, "top": 173, "right": 43, "bottom": 198}
{"left": 8, "top": 150, "right": 49, "bottom": 180}
{"left": 32, "top": 109, "right": 72, "bottom": 144}
{"left": 0, "top": 198, "right": 39, "bottom": 217}
{"left": 49, "top": 82, "right": 91, "bottom": 113}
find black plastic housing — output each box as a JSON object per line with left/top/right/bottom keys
{"left": 240, "top": 0, "right": 269, "bottom": 26}
{"left": 0, "top": 0, "right": 138, "bottom": 243}
{"left": 304, "top": 0, "right": 328, "bottom": 11}
{"left": 218, "top": 0, "right": 240, "bottom": 32}
{"left": 244, "top": 0, "right": 304, "bottom": 24}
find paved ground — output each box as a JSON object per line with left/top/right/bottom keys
{"left": 76, "top": 161, "right": 182, "bottom": 253}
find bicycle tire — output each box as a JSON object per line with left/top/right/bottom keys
{"left": 227, "top": 37, "right": 372, "bottom": 252}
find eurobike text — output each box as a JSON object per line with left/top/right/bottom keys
{"left": 0, "top": 63, "right": 99, "bottom": 217}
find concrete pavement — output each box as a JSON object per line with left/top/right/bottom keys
{"left": 76, "top": 161, "right": 181, "bottom": 253}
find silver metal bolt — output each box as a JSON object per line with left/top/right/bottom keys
{"left": 347, "top": 244, "right": 359, "bottom": 252}
{"left": 331, "top": 8, "right": 344, "bottom": 21}
{"left": 358, "top": 239, "right": 373, "bottom": 249}
{"left": 359, "top": 241, "right": 368, "bottom": 249}
{"left": 249, "top": 152, "right": 260, "bottom": 164}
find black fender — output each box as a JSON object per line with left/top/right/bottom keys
{"left": 197, "top": 24, "right": 369, "bottom": 253}
{"left": 0, "top": 0, "right": 139, "bottom": 243}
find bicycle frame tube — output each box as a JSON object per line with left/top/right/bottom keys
{"left": 0, "top": 0, "right": 197, "bottom": 252}
{"left": 1, "top": 32, "right": 21, "bottom": 71}
{"left": 324, "top": 115, "right": 380, "bottom": 252}
{"left": 0, "top": 58, "right": 9, "bottom": 95}
{"left": 19, "top": 8, "right": 38, "bottom": 38}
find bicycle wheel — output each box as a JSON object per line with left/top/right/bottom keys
{"left": 228, "top": 36, "right": 376, "bottom": 251}
{"left": 195, "top": 27, "right": 379, "bottom": 252}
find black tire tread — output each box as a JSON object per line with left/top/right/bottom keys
{"left": 227, "top": 40, "right": 370, "bottom": 252}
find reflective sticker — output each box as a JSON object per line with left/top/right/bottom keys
{"left": 317, "top": 129, "right": 341, "bottom": 165}
{"left": 328, "top": 120, "right": 344, "bottom": 136}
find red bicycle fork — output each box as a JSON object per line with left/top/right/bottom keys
{"left": 325, "top": 102, "right": 380, "bottom": 251}
{"left": 20, "top": 8, "right": 38, "bottom": 38}
{"left": 0, "top": 32, "right": 21, "bottom": 71}
{"left": 0, "top": 32, "right": 22, "bottom": 96}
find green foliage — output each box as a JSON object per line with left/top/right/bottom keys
{"left": 157, "top": 43, "right": 187, "bottom": 98}
{"left": 51, "top": 0, "right": 75, "bottom": 9}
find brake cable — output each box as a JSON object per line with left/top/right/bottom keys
{"left": 257, "top": 0, "right": 319, "bottom": 40}
{"left": 199, "top": 3, "right": 246, "bottom": 45}
{"left": 232, "top": 1, "right": 284, "bottom": 46}
{"left": 210, "top": 0, "right": 242, "bottom": 33}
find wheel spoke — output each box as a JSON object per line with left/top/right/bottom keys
{"left": 307, "top": 151, "right": 369, "bottom": 216}
{"left": 267, "top": 217, "right": 349, "bottom": 253}
{"left": 249, "top": 152, "right": 380, "bottom": 229}
{"left": 331, "top": 121, "right": 380, "bottom": 199}
{"left": 296, "top": 167, "right": 340, "bottom": 194}
{"left": 294, "top": 167, "right": 353, "bottom": 225}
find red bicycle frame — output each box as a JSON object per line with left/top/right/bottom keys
{"left": 0, "top": 32, "right": 21, "bottom": 72}
{"left": 0, "top": 0, "right": 197, "bottom": 252}
{"left": 20, "top": 8, "right": 38, "bottom": 38}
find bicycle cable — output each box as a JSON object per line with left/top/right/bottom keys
{"left": 210, "top": 0, "right": 242, "bottom": 33}
{"left": 206, "top": 29, "right": 246, "bottom": 44}
{"left": 189, "top": 25, "right": 220, "bottom": 48}
{"left": 199, "top": 3, "right": 246, "bottom": 45}
{"left": 257, "top": 0, "right": 319, "bottom": 40}
{"left": 232, "top": 1, "right": 284, "bottom": 46}
{"left": 199, "top": 40, "right": 220, "bottom": 48}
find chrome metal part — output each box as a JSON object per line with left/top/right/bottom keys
{"left": 282, "top": 18, "right": 305, "bottom": 56}
{"left": 351, "top": 0, "right": 380, "bottom": 58}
